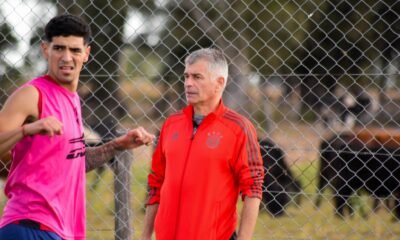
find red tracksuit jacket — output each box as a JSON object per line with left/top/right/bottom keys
{"left": 147, "top": 101, "right": 264, "bottom": 240}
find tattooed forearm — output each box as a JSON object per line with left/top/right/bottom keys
{"left": 85, "top": 140, "right": 122, "bottom": 172}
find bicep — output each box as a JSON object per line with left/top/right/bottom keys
{"left": 0, "top": 86, "right": 39, "bottom": 132}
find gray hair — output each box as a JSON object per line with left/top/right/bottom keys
{"left": 185, "top": 48, "right": 229, "bottom": 89}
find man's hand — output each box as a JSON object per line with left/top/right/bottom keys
{"left": 113, "top": 127, "right": 155, "bottom": 150}
{"left": 85, "top": 127, "right": 154, "bottom": 172}
{"left": 23, "top": 116, "right": 63, "bottom": 137}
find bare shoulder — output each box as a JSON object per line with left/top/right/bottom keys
{"left": 8, "top": 85, "right": 38, "bottom": 101}
{"left": 0, "top": 85, "right": 39, "bottom": 130}
{"left": 2, "top": 85, "right": 39, "bottom": 112}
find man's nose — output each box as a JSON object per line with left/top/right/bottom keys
{"left": 184, "top": 77, "right": 193, "bottom": 86}
{"left": 61, "top": 50, "right": 73, "bottom": 62}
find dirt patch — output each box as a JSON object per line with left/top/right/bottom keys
{"left": 269, "top": 122, "right": 322, "bottom": 164}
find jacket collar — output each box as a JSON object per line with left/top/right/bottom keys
{"left": 183, "top": 100, "right": 227, "bottom": 122}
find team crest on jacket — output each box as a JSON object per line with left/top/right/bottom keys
{"left": 206, "top": 131, "right": 223, "bottom": 149}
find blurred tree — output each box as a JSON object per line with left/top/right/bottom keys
{"left": 152, "top": 0, "right": 252, "bottom": 117}
{"left": 14, "top": 0, "right": 399, "bottom": 127}
{"left": 0, "top": 10, "right": 19, "bottom": 105}
{"left": 0, "top": 16, "right": 17, "bottom": 51}
{"left": 241, "top": 0, "right": 310, "bottom": 126}
{"left": 150, "top": 2, "right": 213, "bottom": 117}
{"left": 367, "top": 0, "right": 400, "bottom": 125}
{"left": 371, "top": 0, "right": 400, "bottom": 102}
{"left": 294, "top": 0, "right": 381, "bottom": 120}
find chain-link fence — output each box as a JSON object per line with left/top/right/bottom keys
{"left": 1, "top": 0, "right": 400, "bottom": 239}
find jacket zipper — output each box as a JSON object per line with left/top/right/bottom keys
{"left": 173, "top": 126, "right": 197, "bottom": 239}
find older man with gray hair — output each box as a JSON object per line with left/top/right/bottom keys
{"left": 141, "top": 48, "right": 264, "bottom": 240}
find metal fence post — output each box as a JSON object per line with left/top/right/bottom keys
{"left": 113, "top": 151, "right": 133, "bottom": 240}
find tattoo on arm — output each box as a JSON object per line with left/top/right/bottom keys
{"left": 85, "top": 140, "right": 121, "bottom": 172}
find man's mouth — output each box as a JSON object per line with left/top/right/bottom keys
{"left": 59, "top": 66, "right": 74, "bottom": 75}
{"left": 186, "top": 92, "right": 197, "bottom": 97}
{"left": 60, "top": 66, "right": 74, "bottom": 70}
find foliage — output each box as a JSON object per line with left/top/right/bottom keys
{"left": 0, "top": 9, "right": 20, "bottom": 104}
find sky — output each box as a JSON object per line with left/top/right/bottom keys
{"left": 1, "top": 0, "right": 55, "bottom": 67}
{"left": 1, "top": 0, "right": 162, "bottom": 69}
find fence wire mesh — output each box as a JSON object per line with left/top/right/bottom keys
{"left": 1, "top": 0, "right": 400, "bottom": 239}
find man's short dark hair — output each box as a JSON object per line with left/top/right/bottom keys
{"left": 44, "top": 14, "right": 91, "bottom": 44}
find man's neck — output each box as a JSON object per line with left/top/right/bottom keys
{"left": 192, "top": 99, "right": 220, "bottom": 116}
{"left": 46, "top": 74, "right": 78, "bottom": 93}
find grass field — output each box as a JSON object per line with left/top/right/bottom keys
{"left": 82, "top": 155, "right": 400, "bottom": 240}
{"left": 1, "top": 152, "right": 400, "bottom": 239}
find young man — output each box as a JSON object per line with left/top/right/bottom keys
{"left": 0, "top": 14, "right": 154, "bottom": 240}
{"left": 141, "top": 48, "right": 264, "bottom": 240}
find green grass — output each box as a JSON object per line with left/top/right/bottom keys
{"left": 85, "top": 158, "right": 151, "bottom": 240}
{"left": 2, "top": 159, "right": 400, "bottom": 239}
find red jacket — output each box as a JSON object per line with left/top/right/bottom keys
{"left": 147, "top": 101, "right": 264, "bottom": 240}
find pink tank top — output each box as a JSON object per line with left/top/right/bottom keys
{"left": 0, "top": 75, "right": 86, "bottom": 239}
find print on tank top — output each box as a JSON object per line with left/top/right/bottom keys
{"left": 66, "top": 133, "right": 86, "bottom": 160}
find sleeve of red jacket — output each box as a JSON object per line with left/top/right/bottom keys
{"left": 146, "top": 126, "right": 166, "bottom": 205}
{"left": 234, "top": 119, "right": 264, "bottom": 200}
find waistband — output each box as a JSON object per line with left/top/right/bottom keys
{"left": 12, "top": 219, "right": 54, "bottom": 233}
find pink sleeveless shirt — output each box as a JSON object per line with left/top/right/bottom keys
{"left": 0, "top": 75, "right": 86, "bottom": 239}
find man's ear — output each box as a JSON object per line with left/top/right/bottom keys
{"left": 83, "top": 45, "right": 91, "bottom": 63}
{"left": 216, "top": 76, "right": 225, "bottom": 92}
{"left": 41, "top": 41, "right": 49, "bottom": 60}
